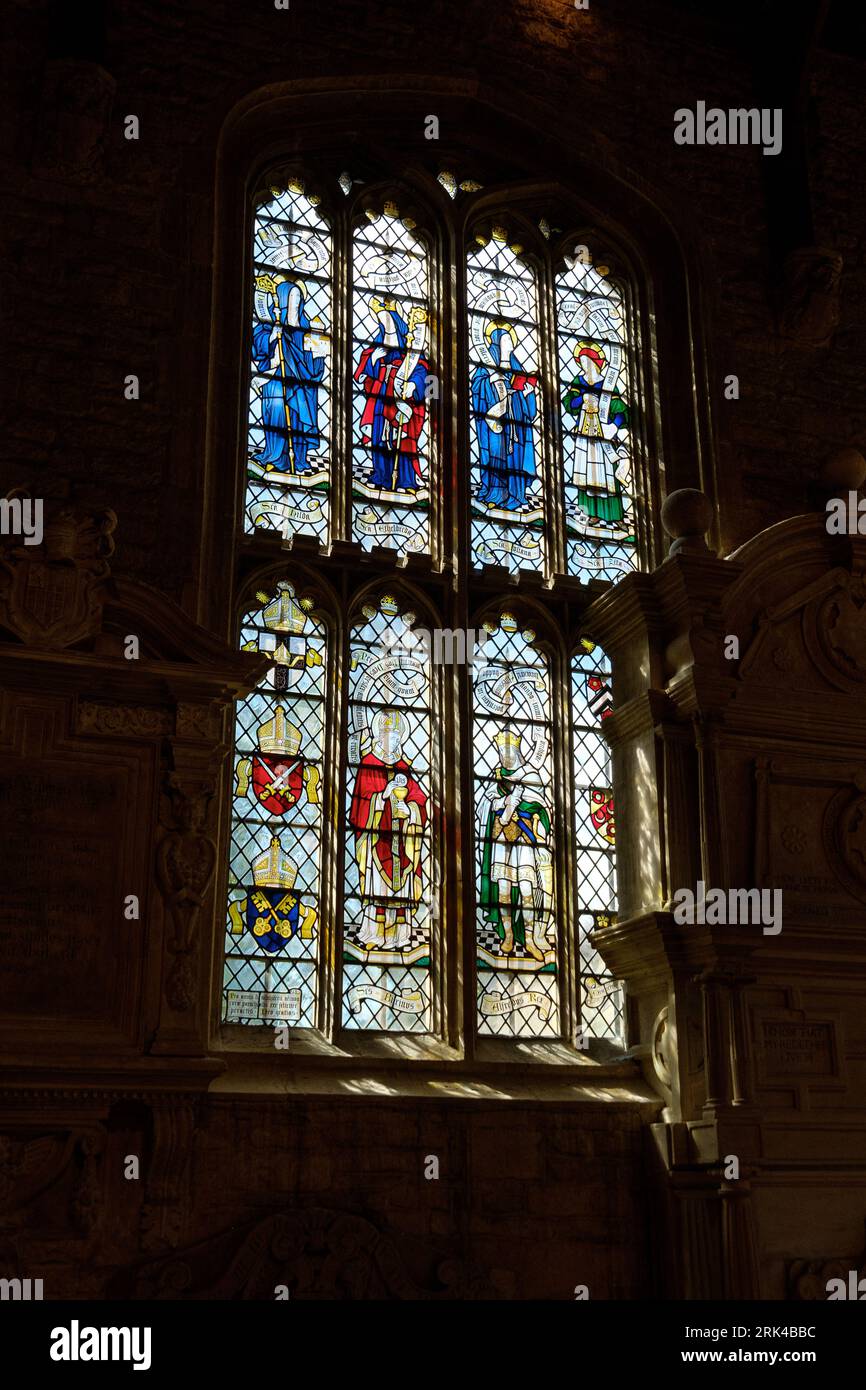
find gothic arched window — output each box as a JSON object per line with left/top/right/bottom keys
{"left": 219, "top": 163, "right": 657, "bottom": 1053}
{"left": 352, "top": 205, "right": 433, "bottom": 555}
{"left": 468, "top": 230, "right": 545, "bottom": 574}
{"left": 245, "top": 182, "right": 332, "bottom": 545}
{"left": 557, "top": 254, "right": 636, "bottom": 582}
{"left": 223, "top": 581, "right": 327, "bottom": 1028}
{"left": 472, "top": 613, "right": 558, "bottom": 1036}
{"left": 342, "top": 592, "right": 437, "bottom": 1033}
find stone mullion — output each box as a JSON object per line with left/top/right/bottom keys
{"left": 333, "top": 203, "right": 352, "bottom": 548}
{"left": 318, "top": 600, "right": 344, "bottom": 1041}
{"left": 554, "top": 640, "right": 580, "bottom": 1041}
{"left": 539, "top": 248, "right": 566, "bottom": 581}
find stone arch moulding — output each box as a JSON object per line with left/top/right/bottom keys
{"left": 196, "top": 76, "right": 717, "bottom": 633}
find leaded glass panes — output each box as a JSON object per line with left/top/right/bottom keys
{"left": 352, "top": 205, "right": 431, "bottom": 556}
{"left": 245, "top": 182, "right": 332, "bottom": 545}
{"left": 556, "top": 254, "right": 637, "bottom": 583}
{"left": 572, "top": 638, "right": 624, "bottom": 1042}
{"left": 228, "top": 168, "right": 658, "bottom": 1052}
{"left": 342, "top": 595, "right": 434, "bottom": 1031}
{"left": 222, "top": 582, "right": 326, "bottom": 1027}
{"left": 472, "top": 614, "right": 558, "bottom": 1036}
{"left": 468, "top": 230, "right": 545, "bottom": 574}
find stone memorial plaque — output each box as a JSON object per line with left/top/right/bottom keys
{"left": 760, "top": 1020, "right": 834, "bottom": 1077}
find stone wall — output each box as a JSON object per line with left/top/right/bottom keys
{"left": 1, "top": 0, "right": 864, "bottom": 1300}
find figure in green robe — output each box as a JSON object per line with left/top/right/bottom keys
{"left": 479, "top": 731, "right": 553, "bottom": 962}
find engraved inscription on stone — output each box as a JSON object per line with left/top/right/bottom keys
{"left": 0, "top": 763, "right": 122, "bottom": 1015}
{"left": 760, "top": 1021, "right": 833, "bottom": 1077}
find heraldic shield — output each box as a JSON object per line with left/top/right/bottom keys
{"left": 235, "top": 704, "right": 320, "bottom": 815}
{"left": 228, "top": 835, "right": 317, "bottom": 955}
{"left": 589, "top": 788, "right": 615, "bottom": 845}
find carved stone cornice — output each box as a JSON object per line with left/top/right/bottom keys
{"left": 592, "top": 910, "right": 716, "bottom": 989}
{"left": 600, "top": 688, "right": 673, "bottom": 746}
{"left": 0, "top": 573, "right": 269, "bottom": 705}
{"left": 583, "top": 571, "right": 663, "bottom": 655}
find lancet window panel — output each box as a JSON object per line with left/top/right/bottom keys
{"left": 556, "top": 255, "right": 638, "bottom": 585}
{"left": 244, "top": 182, "right": 333, "bottom": 547}
{"left": 468, "top": 232, "right": 546, "bottom": 575}
{"left": 222, "top": 581, "right": 328, "bottom": 1030}
{"left": 341, "top": 594, "right": 436, "bottom": 1034}
{"left": 571, "top": 639, "right": 625, "bottom": 1043}
{"left": 351, "top": 204, "right": 433, "bottom": 558}
{"left": 471, "top": 613, "right": 559, "bottom": 1038}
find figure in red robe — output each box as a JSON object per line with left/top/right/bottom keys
{"left": 354, "top": 302, "right": 429, "bottom": 493}
{"left": 349, "top": 710, "right": 428, "bottom": 948}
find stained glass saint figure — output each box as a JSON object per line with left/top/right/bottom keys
{"left": 250, "top": 233, "right": 328, "bottom": 480}
{"left": 564, "top": 340, "right": 630, "bottom": 529}
{"left": 479, "top": 727, "right": 553, "bottom": 961}
{"left": 471, "top": 323, "right": 538, "bottom": 512}
{"left": 354, "top": 299, "right": 429, "bottom": 494}
{"left": 348, "top": 709, "right": 428, "bottom": 950}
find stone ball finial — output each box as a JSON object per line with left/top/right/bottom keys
{"left": 661, "top": 488, "right": 715, "bottom": 556}
{"left": 819, "top": 447, "right": 866, "bottom": 492}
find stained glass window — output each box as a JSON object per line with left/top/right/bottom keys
{"left": 556, "top": 253, "right": 637, "bottom": 583}
{"left": 572, "top": 639, "right": 624, "bottom": 1042}
{"left": 468, "top": 228, "right": 545, "bottom": 574}
{"left": 226, "top": 164, "right": 663, "bottom": 1052}
{"left": 342, "top": 595, "right": 435, "bottom": 1032}
{"left": 472, "top": 614, "right": 558, "bottom": 1036}
{"left": 222, "top": 582, "right": 326, "bottom": 1028}
{"left": 245, "top": 181, "right": 332, "bottom": 545}
{"left": 352, "top": 204, "right": 431, "bottom": 556}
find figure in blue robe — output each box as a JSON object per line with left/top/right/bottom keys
{"left": 471, "top": 326, "right": 538, "bottom": 511}
{"left": 354, "top": 306, "right": 429, "bottom": 492}
{"left": 251, "top": 277, "right": 324, "bottom": 476}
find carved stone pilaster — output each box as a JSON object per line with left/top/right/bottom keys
{"left": 155, "top": 771, "right": 218, "bottom": 1019}
{"left": 720, "top": 1176, "right": 761, "bottom": 1300}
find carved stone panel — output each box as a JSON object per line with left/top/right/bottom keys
{"left": 752, "top": 1007, "right": 844, "bottom": 1108}
{"left": 0, "top": 763, "right": 124, "bottom": 1020}
{"left": 755, "top": 758, "right": 866, "bottom": 927}
{"left": 121, "top": 1209, "right": 509, "bottom": 1301}
{"left": 0, "top": 698, "right": 154, "bottom": 1048}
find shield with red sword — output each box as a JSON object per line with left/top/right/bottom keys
{"left": 250, "top": 754, "right": 305, "bottom": 816}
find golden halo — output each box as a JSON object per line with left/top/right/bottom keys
{"left": 484, "top": 318, "right": 513, "bottom": 342}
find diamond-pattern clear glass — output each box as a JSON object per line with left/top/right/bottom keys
{"left": 222, "top": 582, "right": 326, "bottom": 1028}
{"left": 572, "top": 638, "right": 624, "bottom": 1041}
